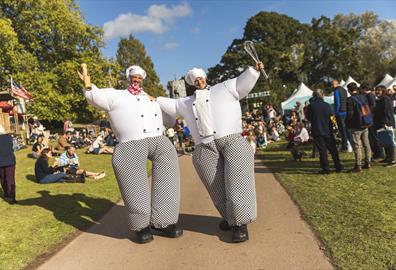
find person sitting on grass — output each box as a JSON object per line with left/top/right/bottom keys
{"left": 32, "top": 135, "right": 46, "bottom": 159}
{"left": 35, "top": 148, "right": 69, "bottom": 184}
{"left": 56, "top": 133, "right": 71, "bottom": 152}
{"left": 88, "top": 135, "right": 113, "bottom": 154}
{"left": 58, "top": 146, "right": 105, "bottom": 179}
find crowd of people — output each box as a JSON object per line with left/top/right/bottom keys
{"left": 238, "top": 80, "right": 396, "bottom": 175}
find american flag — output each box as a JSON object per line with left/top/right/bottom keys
{"left": 10, "top": 78, "right": 33, "bottom": 100}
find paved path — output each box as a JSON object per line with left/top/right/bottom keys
{"left": 38, "top": 155, "right": 333, "bottom": 270}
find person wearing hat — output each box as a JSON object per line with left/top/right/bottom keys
{"left": 77, "top": 64, "right": 182, "bottom": 244}
{"left": 154, "top": 62, "right": 264, "bottom": 243}
{"left": 0, "top": 124, "right": 17, "bottom": 204}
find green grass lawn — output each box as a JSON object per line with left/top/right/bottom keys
{"left": 0, "top": 147, "right": 152, "bottom": 270}
{"left": 260, "top": 142, "right": 396, "bottom": 270}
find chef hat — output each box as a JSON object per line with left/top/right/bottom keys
{"left": 126, "top": 66, "right": 146, "bottom": 80}
{"left": 185, "top": 68, "right": 207, "bottom": 86}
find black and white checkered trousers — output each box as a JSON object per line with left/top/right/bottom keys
{"left": 112, "top": 135, "right": 180, "bottom": 231}
{"left": 192, "top": 133, "right": 257, "bottom": 226}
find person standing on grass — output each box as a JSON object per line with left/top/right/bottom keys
{"left": 360, "top": 83, "right": 384, "bottom": 161}
{"left": 306, "top": 89, "right": 343, "bottom": 174}
{"left": 332, "top": 79, "right": 351, "bottom": 152}
{"left": 0, "top": 124, "right": 17, "bottom": 204}
{"left": 154, "top": 62, "right": 264, "bottom": 243}
{"left": 345, "top": 83, "right": 372, "bottom": 172}
{"left": 373, "top": 85, "right": 396, "bottom": 167}
{"left": 78, "top": 63, "right": 182, "bottom": 244}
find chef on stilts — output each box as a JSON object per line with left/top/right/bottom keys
{"left": 155, "top": 61, "right": 264, "bottom": 242}
{"left": 78, "top": 64, "right": 182, "bottom": 244}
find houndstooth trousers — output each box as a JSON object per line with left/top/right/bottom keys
{"left": 112, "top": 135, "right": 180, "bottom": 231}
{"left": 192, "top": 133, "right": 257, "bottom": 226}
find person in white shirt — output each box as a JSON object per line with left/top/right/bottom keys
{"left": 293, "top": 122, "right": 309, "bottom": 143}
{"left": 155, "top": 62, "right": 264, "bottom": 243}
{"left": 78, "top": 64, "right": 182, "bottom": 244}
{"left": 291, "top": 122, "right": 309, "bottom": 161}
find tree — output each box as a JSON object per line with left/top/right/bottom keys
{"left": 116, "top": 35, "right": 165, "bottom": 96}
{"left": 0, "top": 0, "right": 116, "bottom": 122}
{"left": 358, "top": 19, "right": 396, "bottom": 84}
{"left": 207, "top": 12, "right": 309, "bottom": 110}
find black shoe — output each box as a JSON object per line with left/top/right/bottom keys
{"left": 385, "top": 161, "right": 396, "bottom": 168}
{"left": 372, "top": 156, "right": 384, "bottom": 162}
{"left": 317, "top": 170, "right": 330, "bottom": 175}
{"left": 335, "top": 165, "right": 343, "bottom": 173}
{"left": 219, "top": 220, "right": 231, "bottom": 231}
{"left": 362, "top": 163, "right": 371, "bottom": 169}
{"left": 9, "top": 198, "right": 17, "bottom": 204}
{"left": 232, "top": 224, "right": 249, "bottom": 243}
{"left": 348, "top": 166, "right": 362, "bottom": 173}
{"left": 135, "top": 227, "right": 153, "bottom": 244}
{"left": 379, "top": 159, "right": 389, "bottom": 163}
{"left": 151, "top": 224, "right": 183, "bottom": 238}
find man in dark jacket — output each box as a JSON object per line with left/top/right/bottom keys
{"left": 332, "top": 79, "right": 351, "bottom": 151}
{"left": 0, "top": 125, "right": 17, "bottom": 204}
{"left": 374, "top": 85, "right": 396, "bottom": 167}
{"left": 306, "top": 89, "right": 343, "bottom": 174}
{"left": 360, "top": 83, "right": 383, "bottom": 160}
{"left": 346, "top": 83, "right": 372, "bottom": 172}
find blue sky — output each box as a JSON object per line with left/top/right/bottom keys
{"left": 77, "top": 0, "right": 396, "bottom": 86}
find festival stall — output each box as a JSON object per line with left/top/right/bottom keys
{"left": 377, "top": 74, "right": 394, "bottom": 87}
{"left": 281, "top": 82, "right": 334, "bottom": 114}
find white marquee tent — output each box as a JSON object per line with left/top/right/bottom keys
{"left": 377, "top": 74, "right": 394, "bottom": 87}
{"left": 281, "top": 82, "right": 313, "bottom": 112}
{"left": 386, "top": 77, "right": 396, "bottom": 89}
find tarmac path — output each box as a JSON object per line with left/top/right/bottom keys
{"left": 38, "top": 155, "right": 333, "bottom": 270}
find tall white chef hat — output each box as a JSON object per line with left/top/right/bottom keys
{"left": 185, "top": 68, "right": 207, "bottom": 86}
{"left": 126, "top": 65, "right": 147, "bottom": 80}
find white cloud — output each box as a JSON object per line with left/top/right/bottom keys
{"left": 103, "top": 2, "right": 192, "bottom": 40}
{"left": 164, "top": 42, "right": 180, "bottom": 49}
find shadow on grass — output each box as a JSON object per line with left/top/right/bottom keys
{"left": 256, "top": 146, "right": 355, "bottom": 175}
{"left": 17, "top": 192, "right": 231, "bottom": 242}
{"left": 18, "top": 191, "right": 115, "bottom": 232}
{"left": 25, "top": 174, "right": 37, "bottom": 182}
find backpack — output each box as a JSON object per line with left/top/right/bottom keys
{"left": 352, "top": 95, "right": 373, "bottom": 128}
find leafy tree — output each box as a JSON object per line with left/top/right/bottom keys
{"left": 207, "top": 12, "right": 309, "bottom": 110}
{"left": 358, "top": 19, "right": 396, "bottom": 84}
{"left": 0, "top": 18, "right": 37, "bottom": 89}
{"left": 0, "top": 0, "right": 116, "bottom": 122}
{"left": 116, "top": 35, "right": 165, "bottom": 96}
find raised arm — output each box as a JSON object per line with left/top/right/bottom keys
{"left": 77, "top": 63, "right": 112, "bottom": 111}
{"left": 234, "top": 62, "right": 263, "bottom": 99}
{"left": 156, "top": 97, "right": 177, "bottom": 117}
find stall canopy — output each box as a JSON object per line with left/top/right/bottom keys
{"left": 281, "top": 83, "right": 313, "bottom": 112}
{"left": 342, "top": 76, "right": 360, "bottom": 89}
{"left": 377, "top": 74, "right": 394, "bottom": 87}
{"left": 281, "top": 82, "right": 335, "bottom": 113}
{"left": 386, "top": 77, "right": 396, "bottom": 89}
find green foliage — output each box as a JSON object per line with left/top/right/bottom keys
{"left": 116, "top": 35, "right": 165, "bottom": 96}
{"left": 0, "top": 0, "right": 117, "bottom": 122}
{"left": 207, "top": 12, "right": 310, "bottom": 110}
{"left": 208, "top": 11, "right": 395, "bottom": 110}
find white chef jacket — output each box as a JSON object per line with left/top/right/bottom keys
{"left": 84, "top": 84, "right": 163, "bottom": 143}
{"left": 157, "top": 67, "right": 260, "bottom": 145}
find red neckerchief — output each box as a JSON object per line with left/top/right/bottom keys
{"left": 128, "top": 83, "right": 143, "bottom": 95}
